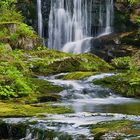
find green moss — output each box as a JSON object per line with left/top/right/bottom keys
{"left": 94, "top": 71, "right": 140, "bottom": 97}
{"left": 0, "top": 44, "right": 35, "bottom": 99}
{"left": 0, "top": 102, "right": 72, "bottom": 117}
{"left": 29, "top": 50, "right": 112, "bottom": 75}
{"left": 91, "top": 120, "right": 140, "bottom": 140}
{"left": 31, "top": 78, "right": 63, "bottom": 94}
{"left": 61, "top": 72, "right": 97, "bottom": 80}
{"left": 30, "top": 49, "right": 72, "bottom": 59}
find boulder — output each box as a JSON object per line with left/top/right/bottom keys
{"left": 90, "top": 32, "right": 139, "bottom": 61}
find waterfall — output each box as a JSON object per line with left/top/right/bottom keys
{"left": 48, "top": 0, "right": 114, "bottom": 53}
{"left": 37, "top": 0, "right": 43, "bottom": 37}
{"left": 104, "top": 0, "right": 114, "bottom": 35}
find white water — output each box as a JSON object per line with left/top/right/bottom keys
{"left": 40, "top": 73, "right": 139, "bottom": 113}
{"left": 37, "top": 0, "right": 43, "bottom": 37}
{"left": 48, "top": 0, "right": 92, "bottom": 53}
{"left": 105, "top": 0, "right": 114, "bottom": 34}
{"left": 48, "top": 0, "right": 114, "bottom": 54}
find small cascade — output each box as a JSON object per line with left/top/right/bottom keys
{"left": 48, "top": 0, "right": 114, "bottom": 53}
{"left": 37, "top": 0, "right": 43, "bottom": 37}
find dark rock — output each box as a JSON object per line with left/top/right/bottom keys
{"left": 38, "top": 95, "right": 61, "bottom": 102}
{"left": 90, "top": 32, "right": 139, "bottom": 62}
{"left": 0, "top": 121, "right": 28, "bottom": 139}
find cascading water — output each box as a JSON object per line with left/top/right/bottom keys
{"left": 103, "top": 0, "right": 114, "bottom": 35}
{"left": 48, "top": 0, "right": 114, "bottom": 54}
{"left": 48, "top": 0, "right": 92, "bottom": 53}
{"left": 37, "top": 0, "right": 43, "bottom": 37}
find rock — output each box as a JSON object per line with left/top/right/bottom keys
{"left": 90, "top": 32, "right": 139, "bottom": 61}
{"left": 0, "top": 121, "right": 28, "bottom": 139}
{"left": 15, "top": 37, "right": 34, "bottom": 50}
{"left": 0, "top": 22, "right": 43, "bottom": 50}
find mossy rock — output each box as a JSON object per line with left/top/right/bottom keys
{"left": 91, "top": 120, "right": 140, "bottom": 140}
{"left": 0, "top": 22, "right": 42, "bottom": 50}
{"left": 94, "top": 72, "right": 140, "bottom": 97}
{"left": 30, "top": 50, "right": 112, "bottom": 75}
{"left": 61, "top": 72, "right": 97, "bottom": 80}
{"left": 31, "top": 78, "right": 63, "bottom": 94}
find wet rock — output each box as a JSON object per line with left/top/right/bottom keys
{"left": 90, "top": 32, "right": 139, "bottom": 62}
{"left": 0, "top": 121, "right": 28, "bottom": 139}
{"left": 38, "top": 95, "right": 61, "bottom": 102}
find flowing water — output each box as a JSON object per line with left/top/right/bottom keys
{"left": 37, "top": 0, "right": 43, "bottom": 37}
{"left": 48, "top": 0, "right": 114, "bottom": 53}
{"left": 41, "top": 73, "right": 140, "bottom": 114}
{"left": 1, "top": 73, "right": 140, "bottom": 140}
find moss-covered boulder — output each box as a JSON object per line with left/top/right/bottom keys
{"left": 94, "top": 72, "right": 140, "bottom": 97}
{"left": 0, "top": 22, "right": 42, "bottom": 50}
{"left": 29, "top": 50, "right": 112, "bottom": 75}
{"left": 91, "top": 120, "right": 140, "bottom": 140}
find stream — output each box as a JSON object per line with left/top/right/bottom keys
{"left": 1, "top": 73, "right": 140, "bottom": 140}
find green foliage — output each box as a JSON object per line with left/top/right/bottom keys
{"left": 128, "top": 0, "right": 139, "bottom": 5}
{"left": 0, "top": 0, "right": 17, "bottom": 10}
{"left": 15, "top": 23, "right": 36, "bottom": 38}
{"left": 111, "top": 57, "right": 131, "bottom": 69}
{"left": 0, "top": 10, "right": 23, "bottom": 22}
{"left": 0, "top": 44, "right": 34, "bottom": 99}
{"left": 0, "top": 85, "right": 15, "bottom": 98}
{"left": 0, "top": 0, "right": 23, "bottom": 22}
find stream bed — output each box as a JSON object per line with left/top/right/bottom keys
{"left": 0, "top": 73, "right": 140, "bottom": 140}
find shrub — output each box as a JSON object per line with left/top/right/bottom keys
{"left": 0, "top": 44, "right": 34, "bottom": 99}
